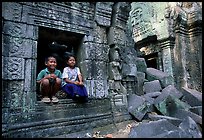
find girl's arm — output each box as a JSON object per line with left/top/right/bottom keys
{"left": 64, "top": 78, "right": 75, "bottom": 84}
{"left": 78, "top": 74, "right": 83, "bottom": 85}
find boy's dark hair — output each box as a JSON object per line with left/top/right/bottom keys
{"left": 45, "top": 56, "right": 56, "bottom": 63}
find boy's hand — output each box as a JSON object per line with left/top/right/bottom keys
{"left": 50, "top": 74, "right": 57, "bottom": 79}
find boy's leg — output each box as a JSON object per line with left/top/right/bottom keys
{"left": 40, "top": 79, "right": 51, "bottom": 103}
{"left": 50, "top": 78, "right": 61, "bottom": 103}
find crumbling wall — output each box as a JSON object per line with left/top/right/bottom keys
{"left": 129, "top": 2, "right": 202, "bottom": 92}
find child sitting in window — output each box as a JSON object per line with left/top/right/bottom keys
{"left": 37, "top": 56, "right": 62, "bottom": 103}
{"left": 61, "top": 54, "right": 88, "bottom": 102}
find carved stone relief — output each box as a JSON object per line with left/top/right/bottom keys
{"left": 3, "top": 57, "right": 25, "bottom": 80}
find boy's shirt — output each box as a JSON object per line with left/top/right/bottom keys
{"left": 37, "top": 68, "right": 62, "bottom": 82}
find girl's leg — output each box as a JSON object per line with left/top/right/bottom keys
{"left": 61, "top": 83, "right": 75, "bottom": 98}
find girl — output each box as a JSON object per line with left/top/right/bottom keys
{"left": 61, "top": 54, "right": 88, "bottom": 102}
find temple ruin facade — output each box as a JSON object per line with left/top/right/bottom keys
{"left": 2, "top": 2, "right": 202, "bottom": 138}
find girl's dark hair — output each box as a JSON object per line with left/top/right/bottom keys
{"left": 66, "top": 54, "right": 76, "bottom": 61}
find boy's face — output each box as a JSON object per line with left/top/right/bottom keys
{"left": 45, "top": 57, "right": 57, "bottom": 70}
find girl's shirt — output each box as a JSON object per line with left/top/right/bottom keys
{"left": 61, "top": 67, "right": 81, "bottom": 87}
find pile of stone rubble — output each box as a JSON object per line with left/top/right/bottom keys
{"left": 127, "top": 68, "right": 202, "bottom": 138}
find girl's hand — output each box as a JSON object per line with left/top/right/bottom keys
{"left": 74, "top": 81, "right": 80, "bottom": 85}
{"left": 79, "top": 81, "right": 83, "bottom": 85}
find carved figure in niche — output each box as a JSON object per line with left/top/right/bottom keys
{"left": 36, "top": 56, "right": 62, "bottom": 103}
{"left": 108, "top": 46, "right": 127, "bottom": 96}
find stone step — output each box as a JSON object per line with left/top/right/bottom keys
{"left": 5, "top": 112, "right": 113, "bottom": 138}
{"left": 3, "top": 99, "right": 114, "bottom": 138}
{"left": 32, "top": 99, "right": 101, "bottom": 112}
{"left": 10, "top": 99, "right": 111, "bottom": 124}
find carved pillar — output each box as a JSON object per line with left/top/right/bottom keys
{"left": 160, "top": 40, "right": 175, "bottom": 77}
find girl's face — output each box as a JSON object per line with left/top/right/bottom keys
{"left": 45, "top": 57, "right": 57, "bottom": 70}
{"left": 67, "top": 56, "right": 76, "bottom": 68}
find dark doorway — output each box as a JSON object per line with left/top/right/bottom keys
{"left": 144, "top": 53, "right": 158, "bottom": 69}
{"left": 37, "top": 26, "right": 84, "bottom": 73}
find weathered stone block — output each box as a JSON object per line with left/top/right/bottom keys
{"left": 122, "top": 64, "right": 137, "bottom": 77}
{"left": 144, "top": 80, "right": 162, "bottom": 94}
{"left": 3, "top": 36, "right": 37, "bottom": 58}
{"left": 144, "top": 92, "right": 161, "bottom": 98}
{"left": 135, "top": 72, "right": 145, "bottom": 95}
{"left": 2, "top": 57, "right": 25, "bottom": 80}
{"left": 80, "top": 60, "right": 95, "bottom": 80}
{"left": 95, "top": 2, "right": 113, "bottom": 27}
{"left": 3, "top": 21, "right": 36, "bottom": 39}
{"left": 2, "top": 2, "right": 22, "bottom": 22}
{"left": 135, "top": 57, "right": 147, "bottom": 73}
{"left": 127, "top": 94, "right": 151, "bottom": 121}
{"left": 80, "top": 42, "right": 96, "bottom": 60}
{"left": 107, "top": 27, "right": 126, "bottom": 45}
{"left": 146, "top": 68, "right": 174, "bottom": 88}
{"left": 154, "top": 94, "right": 191, "bottom": 116}
{"left": 128, "top": 119, "right": 184, "bottom": 138}
{"left": 147, "top": 113, "right": 182, "bottom": 127}
{"left": 161, "top": 85, "right": 183, "bottom": 99}
{"left": 181, "top": 87, "right": 202, "bottom": 107}
{"left": 95, "top": 44, "right": 109, "bottom": 62}
{"left": 170, "top": 109, "right": 202, "bottom": 125}
{"left": 179, "top": 116, "right": 202, "bottom": 138}
{"left": 85, "top": 80, "right": 108, "bottom": 98}
{"left": 189, "top": 106, "right": 202, "bottom": 116}
{"left": 108, "top": 62, "right": 122, "bottom": 80}
{"left": 92, "top": 25, "right": 108, "bottom": 44}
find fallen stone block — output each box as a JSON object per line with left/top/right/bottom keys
{"left": 147, "top": 113, "right": 182, "bottom": 126}
{"left": 127, "top": 94, "right": 151, "bottom": 121}
{"left": 135, "top": 57, "right": 147, "bottom": 73}
{"left": 179, "top": 116, "right": 202, "bottom": 138}
{"left": 135, "top": 72, "right": 145, "bottom": 95}
{"left": 181, "top": 87, "right": 202, "bottom": 107}
{"left": 161, "top": 85, "right": 183, "bottom": 99}
{"left": 154, "top": 94, "right": 191, "bottom": 116}
{"left": 151, "top": 130, "right": 191, "bottom": 138}
{"left": 128, "top": 119, "right": 187, "bottom": 138}
{"left": 146, "top": 68, "right": 174, "bottom": 88}
{"left": 143, "top": 80, "right": 162, "bottom": 93}
{"left": 143, "top": 92, "right": 161, "bottom": 98}
{"left": 189, "top": 106, "right": 202, "bottom": 116}
{"left": 170, "top": 109, "right": 202, "bottom": 125}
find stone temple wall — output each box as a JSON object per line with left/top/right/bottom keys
{"left": 2, "top": 2, "right": 134, "bottom": 128}
{"left": 129, "top": 2, "right": 202, "bottom": 92}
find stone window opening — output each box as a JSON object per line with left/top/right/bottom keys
{"left": 36, "top": 26, "right": 84, "bottom": 96}
{"left": 143, "top": 52, "right": 159, "bottom": 69}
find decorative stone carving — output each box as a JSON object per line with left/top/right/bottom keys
{"left": 95, "top": 2, "right": 113, "bottom": 27}
{"left": 107, "top": 27, "right": 126, "bottom": 46}
{"left": 85, "top": 80, "right": 108, "bottom": 98}
{"left": 2, "top": 2, "right": 22, "bottom": 22}
{"left": 2, "top": 57, "right": 25, "bottom": 80}
{"left": 3, "top": 36, "right": 36, "bottom": 58}
{"left": 7, "top": 81, "right": 24, "bottom": 109}
{"left": 3, "top": 21, "right": 36, "bottom": 39}
{"left": 130, "top": 2, "right": 172, "bottom": 42}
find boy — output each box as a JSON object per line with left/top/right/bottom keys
{"left": 37, "top": 56, "right": 62, "bottom": 103}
